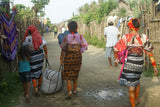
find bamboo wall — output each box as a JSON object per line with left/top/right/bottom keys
{"left": 144, "top": 18, "right": 160, "bottom": 65}
{"left": 77, "top": 16, "right": 129, "bottom": 40}
{"left": 143, "top": 1, "right": 160, "bottom": 65}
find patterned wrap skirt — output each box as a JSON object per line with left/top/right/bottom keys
{"left": 119, "top": 54, "right": 144, "bottom": 87}
{"left": 63, "top": 51, "right": 82, "bottom": 81}
{"left": 30, "top": 49, "right": 44, "bottom": 79}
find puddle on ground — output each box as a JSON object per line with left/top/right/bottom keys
{"left": 85, "top": 87, "right": 127, "bottom": 101}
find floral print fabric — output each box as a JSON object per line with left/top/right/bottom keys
{"left": 61, "top": 33, "right": 88, "bottom": 53}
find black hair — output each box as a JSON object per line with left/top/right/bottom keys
{"left": 68, "top": 21, "right": 77, "bottom": 33}
{"left": 132, "top": 19, "right": 140, "bottom": 28}
{"left": 108, "top": 23, "right": 113, "bottom": 26}
{"left": 28, "top": 30, "right": 31, "bottom": 35}
{"left": 18, "top": 46, "right": 30, "bottom": 61}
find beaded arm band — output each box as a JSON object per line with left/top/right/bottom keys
{"left": 114, "top": 50, "right": 118, "bottom": 58}
{"left": 43, "top": 45, "right": 48, "bottom": 55}
{"left": 60, "top": 50, "right": 65, "bottom": 60}
{"left": 148, "top": 52, "right": 156, "bottom": 68}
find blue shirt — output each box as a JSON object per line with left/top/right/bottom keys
{"left": 19, "top": 60, "right": 30, "bottom": 72}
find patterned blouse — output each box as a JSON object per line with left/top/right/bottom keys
{"left": 61, "top": 33, "right": 88, "bottom": 53}
{"left": 114, "top": 33, "right": 153, "bottom": 53}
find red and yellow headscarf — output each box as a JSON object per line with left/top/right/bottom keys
{"left": 127, "top": 18, "right": 140, "bottom": 31}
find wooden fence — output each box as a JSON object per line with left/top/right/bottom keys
{"left": 77, "top": 16, "right": 129, "bottom": 40}
{"left": 0, "top": 14, "right": 43, "bottom": 78}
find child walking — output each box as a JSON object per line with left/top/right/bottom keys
{"left": 18, "top": 46, "right": 31, "bottom": 102}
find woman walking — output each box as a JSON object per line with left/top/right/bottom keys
{"left": 60, "top": 21, "right": 88, "bottom": 99}
{"left": 114, "top": 18, "right": 158, "bottom": 107}
{"left": 23, "top": 25, "right": 48, "bottom": 96}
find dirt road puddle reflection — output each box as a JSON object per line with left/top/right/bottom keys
{"left": 86, "top": 88, "right": 127, "bottom": 101}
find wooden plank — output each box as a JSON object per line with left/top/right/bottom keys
{"left": 150, "top": 19, "right": 160, "bottom": 22}
{"left": 150, "top": 41, "right": 160, "bottom": 44}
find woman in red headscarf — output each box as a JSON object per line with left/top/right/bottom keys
{"left": 60, "top": 21, "right": 88, "bottom": 99}
{"left": 114, "top": 18, "right": 158, "bottom": 107}
{"left": 23, "top": 25, "right": 48, "bottom": 96}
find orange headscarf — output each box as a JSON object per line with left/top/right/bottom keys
{"left": 127, "top": 18, "right": 140, "bottom": 31}
{"left": 23, "top": 25, "right": 42, "bottom": 50}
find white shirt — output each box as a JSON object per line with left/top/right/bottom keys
{"left": 104, "top": 26, "right": 120, "bottom": 47}
{"left": 61, "top": 27, "right": 66, "bottom": 33}
{"left": 39, "top": 37, "right": 47, "bottom": 49}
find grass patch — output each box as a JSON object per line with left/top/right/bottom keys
{"left": 143, "top": 64, "right": 160, "bottom": 77}
{"left": 0, "top": 71, "right": 23, "bottom": 107}
{"left": 83, "top": 32, "right": 106, "bottom": 49}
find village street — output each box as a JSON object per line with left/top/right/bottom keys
{"left": 16, "top": 33, "right": 160, "bottom": 107}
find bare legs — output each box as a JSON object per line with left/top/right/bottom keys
{"left": 135, "top": 84, "right": 140, "bottom": 104}
{"left": 108, "top": 57, "right": 112, "bottom": 68}
{"left": 66, "top": 80, "right": 72, "bottom": 99}
{"left": 129, "top": 87, "right": 135, "bottom": 107}
{"left": 108, "top": 50, "right": 118, "bottom": 68}
{"left": 129, "top": 84, "right": 140, "bottom": 107}
{"left": 23, "top": 82, "right": 30, "bottom": 98}
{"left": 32, "top": 76, "right": 42, "bottom": 96}
{"left": 66, "top": 79, "right": 78, "bottom": 99}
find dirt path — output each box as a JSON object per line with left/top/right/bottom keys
{"left": 16, "top": 33, "right": 160, "bottom": 107}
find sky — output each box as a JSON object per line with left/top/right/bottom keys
{"left": 14, "top": 0, "right": 98, "bottom": 23}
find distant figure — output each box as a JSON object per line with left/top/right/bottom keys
{"left": 61, "top": 26, "right": 66, "bottom": 33}
{"left": 46, "top": 26, "right": 49, "bottom": 33}
{"left": 18, "top": 46, "right": 31, "bottom": 103}
{"left": 104, "top": 19, "right": 120, "bottom": 68}
{"left": 54, "top": 26, "right": 58, "bottom": 38}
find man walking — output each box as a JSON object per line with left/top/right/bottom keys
{"left": 104, "top": 19, "right": 120, "bottom": 68}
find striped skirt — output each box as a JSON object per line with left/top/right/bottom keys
{"left": 63, "top": 51, "right": 82, "bottom": 81}
{"left": 119, "top": 54, "right": 144, "bottom": 87}
{"left": 30, "top": 49, "right": 44, "bottom": 79}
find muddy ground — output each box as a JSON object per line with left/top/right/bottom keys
{"left": 15, "top": 33, "right": 160, "bottom": 107}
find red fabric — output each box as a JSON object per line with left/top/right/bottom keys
{"left": 5, "top": 13, "right": 9, "bottom": 19}
{"left": 114, "top": 33, "right": 143, "bottom": 52}
{"left": 23, "top": 25, "right": 42, "bottom": 50}
{"left": 128, "top": 18, "right": 140, "bottom": 31}
{"left": 152, "top": 62, "right": 156, "bottom": 67}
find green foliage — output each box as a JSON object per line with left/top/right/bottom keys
{"left": 143, "top": 62, "right": 160, "bottom": 77}
{"left": 83, "top": 32, "right": 106, "bottom": 49}
{"left": 133, "top": 7, "right": 141, "bottom": 18}
{"left": 79, "top": 0, "right": 117, "bottom": 26}
{"left": 0, "top": 0, "right": 9, "bottom": 13}
{"left": 0, "top": 71, "right": 23, "bottom": 107}
{"left": 46, "top": 17, "right": 52, "bottom": 27}
{"left": 126, "top": 0, "right": 152, "bottom": 11}
{"left": 31, "top": 0, "right": 50, "bottom": 18}
{"left": 95, "top": 0, "right": 117, "bottom": 24}
{"left": 15, "top": 7, "right": 35, "bottom": 23}
{"left": 72, "top": 16, "right": 80, "bottom": 21}
{"left": 39, "top": 10, "right": 45, "bottom": 17}
{"left": 31, "top": 0, "right": 50, "bottom": 10}
{"left": 82, "top": 11, "right": 94, "bottom": 26}
{"left": 0, "top": 7, "right": 7, "bottom": 13}
{"left": 15, "top": 4, "right": 26, "bottom": 11}
{"left": 118, "top": 8, "right": 127, "bottom": 17}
